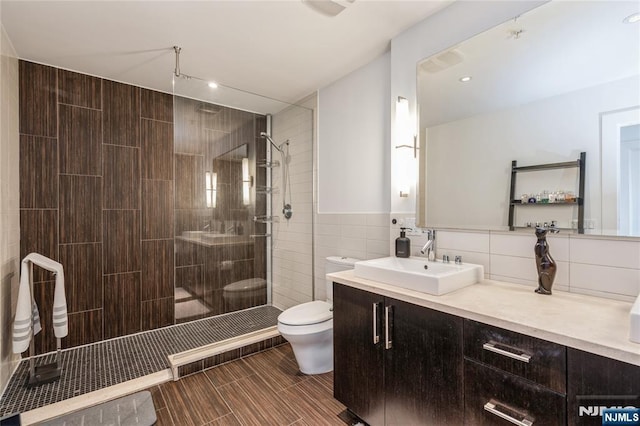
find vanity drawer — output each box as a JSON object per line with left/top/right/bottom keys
{"left": 464, "top": 319, "right": 566, "bottom": 393}
{"left": 465, "top": 359, "right": 566, "bottom": 426}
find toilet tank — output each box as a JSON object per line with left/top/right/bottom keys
{"left": 325, "top": 256, "right": 359, "bottom": 301}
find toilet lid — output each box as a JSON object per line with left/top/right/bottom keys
{"left": 278, "top": 301, "right": 332, "bottom": 326}
{"left": 223, "top": 278, "right": 267, "bottom": 293}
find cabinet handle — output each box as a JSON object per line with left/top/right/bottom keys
{"left": 483, "top": 342, "right": 531, "bottom": 363}
{"left": 484, "top": 400, "right": 534, "bottom": 426}
{"left": 372, "top": 302, "right": 380, "bottom": 344}
{"left": 385, "top": 305, "right": 393, "bottom": 350}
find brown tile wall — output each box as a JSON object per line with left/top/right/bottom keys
{"left": 18, "top": 61, "right": 268, "bottom": 355}
{"left": 18, "top": 61, "right": 175, "bottom": 354}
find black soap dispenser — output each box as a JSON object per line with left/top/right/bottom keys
{"left": 395, "top": 228, "right": 411, "bottom": 258}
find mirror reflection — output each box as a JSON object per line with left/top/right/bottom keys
{"left": 417, "top": 1, "right": 640, "bottom": 236}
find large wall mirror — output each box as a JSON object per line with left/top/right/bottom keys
{"left": 417, "top": 1, "right": 640, "bottom": 237}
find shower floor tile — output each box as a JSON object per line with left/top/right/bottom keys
{"left": 0, "top": 305, "right": 282, "bottom": 417}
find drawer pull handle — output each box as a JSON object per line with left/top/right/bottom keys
{"left": 483, "top": 342, "right": 531, "bottom": 363}
{"left": 372, "top": 302, "right": 380, "bottom": 344}
{"left": 484, "top": 401, "right": 534, "bottom": 426}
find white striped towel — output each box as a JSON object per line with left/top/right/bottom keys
{"left": 13, "top": 253, "right": 68, "bottom": 354}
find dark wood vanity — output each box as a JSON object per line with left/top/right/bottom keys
{"left": 332, "top": 282, "right": 640, "bottom": 426}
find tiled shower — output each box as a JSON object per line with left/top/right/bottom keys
{"left": 18, "top": 60, "right": 314, "bottom": 356}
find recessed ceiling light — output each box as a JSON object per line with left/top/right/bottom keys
{"left": 459, "top": 76, "right": 472, "bottom": 83}
{"left": 623, "top": 12, "right": 640, "bottom": 24}
{"left": 208, "top": 82, "right": 218, "bottom": 89}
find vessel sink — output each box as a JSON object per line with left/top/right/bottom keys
{"left": 354, "top": 256, "right": 484, "bottom": 295}
{"left": 182, "top": 231, "right": 226, "bottom": 239}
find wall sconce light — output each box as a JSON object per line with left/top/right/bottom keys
{"left": 242, "top": 158, "right": 251, "bottom": 206}
{"left": 206, "top": 171, "right": 217, "bottom": 208}
{"left": 395, "top": 96, "right": 418, "bottom": 159}
{"left": 395, "top": 96, "right": 417, "bottom": 198}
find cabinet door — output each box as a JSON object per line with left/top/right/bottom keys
{"left": 385, "top": 298, "right": 464, "bottom": 425}
{"left": 333, "top": 283, "right": 385, "bottom": 426}
{"left": 567, "top": 348, "right": 640, "bottom": 426}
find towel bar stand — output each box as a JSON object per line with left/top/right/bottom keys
{"left": 26, "top": 272, "right": 61, "bottom": 387}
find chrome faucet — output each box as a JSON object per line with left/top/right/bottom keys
{"left": 420, "top": 229, "right": 436, "bottom": 260}
{"left": 202, "top": 221, "right": 211, "bottom": 232}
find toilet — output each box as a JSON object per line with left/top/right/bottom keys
{"left": 223, "top": 278, "right": 267, "bottom": 312}
{"left": 277, "top": 256, "right": 359, "bottom": 375}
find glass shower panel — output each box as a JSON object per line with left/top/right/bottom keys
{"left": 172, "top": 75, "right": 313, "bottom": 322}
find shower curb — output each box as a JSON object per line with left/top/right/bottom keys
{"left": 168, "top": 326, "right": 280, "bottom": 380}
{"left": 20, "top": 369, "right": 172, "bottom": 425}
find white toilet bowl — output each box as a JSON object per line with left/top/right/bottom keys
{"left": 277, "top": 300, "right": 333, "bottom": 374}
{"left": 277, "top": 256, "right": 359, "bottom": 375}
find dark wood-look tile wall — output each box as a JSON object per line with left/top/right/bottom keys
{"left": 20, "top": 210, "right": 58, "bottom": 283}
{"left": 142, "top": 179, "right": 174, "bottom": 239}
{"left": 59, "top": 105, "right": 102, "bottom": 175}
{"left": 19, "top": 60, "right": 268, "bottom": 355}
{"left": 19, "top": 61, "right": 57, "bottom": 138}
{"left": 103, "top": 210, "right": 141, "bottom": 274}
{"left": 65, "top": 309, "right": 103, "bottom": 348}
{"left": 141, "top": 119, "right": 174, "bottom": 180}
{"left": 103, "top": 145, "right": 140, "bottom": 210}
{"left": 103, "top": 80, "right": 140, "bottom": 147}
{"left": 142, "top": 239, "right": 174, "bottom": 300}
{"left": 19, "top": 135, "right": 58, "bottom": 209}
{"left": 59, "top": 243, "right": 103, "bottom": 312}
{"left": 141, "top": 297, "right": 174, "bottom": 331}
{"left": 104, "top": 272, "right": 142, "bottom": 339}
{"left": 59, "top": 175, "right": 102, "bottom": 244}
{"left": 141, "top": 89, "right": 173, "bottom": 123}
{"left": 58, "top": 69, "right": 102, "bottom": 110}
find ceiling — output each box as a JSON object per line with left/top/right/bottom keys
{"left": 1, "top": 0, "right": 450, "bottom": 111}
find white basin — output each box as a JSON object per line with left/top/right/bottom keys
{"left": 354, "top": 256, "right": 484, "bottom": 295}
{"left": 182, "top": 231, "right": 226, "bottom": 239}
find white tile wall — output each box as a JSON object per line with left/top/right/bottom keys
{"left": 313, "top": 213, "right": 392, "bottom": 301}
{"left": 271, "top": 97, "right": 315, "bottom": 311}
{"left": 0, "top": 24, "right": 20, "bottom": 393}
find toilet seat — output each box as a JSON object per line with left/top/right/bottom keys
{"left": 277, "top": 301, "right": 332, "bottom": 326}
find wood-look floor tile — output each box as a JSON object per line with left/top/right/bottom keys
{"left": 274, "top": 343, "right": 296, "bottom": 361}
{"left": 295, "top": 377, "right": 346, "bottom": 418}
{"left": 155, "top": 407, "right": 174, "bottom": 426}
{"left": 205, "top": 413, "right": 242, "bottom": 426}
{"left": 160, "top": 373, "right": 230, "bottom": 426}
{"left": 150, "top": 385, "right": 166, "bottom": 410}
{"left": 242, "top": 346, "right": 307, "bottom": 393}
{"left": 280, "top": 383, "right": 345, "bottom": 426}
{"left": 216, "top": 374, "right": 300, "bottom": 426}
{"left": 204, "top": 358, "right": 254, "bottom": 388}
{"left": 313, "top": 371, "right": 335, "bottom": 394}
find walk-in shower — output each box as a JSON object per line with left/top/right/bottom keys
{"left": 172, "top": 68, "right": 314, "bottom": 323}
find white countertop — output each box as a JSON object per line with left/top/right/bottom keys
{"left": 328, "top": 270, "right": 640, "bottom": 366}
